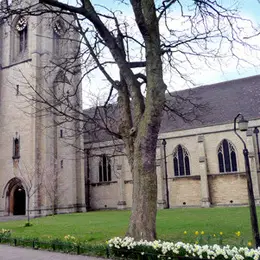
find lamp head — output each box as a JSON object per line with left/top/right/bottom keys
{"left": 238, "top": 116, "right": 249, "bottom": 132}
{"left": 162, "top": 139, "right": 167, "bottom": 146}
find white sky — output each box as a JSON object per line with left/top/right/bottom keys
{"left": 77, "top": 0, "right": 260, "bottom": 108}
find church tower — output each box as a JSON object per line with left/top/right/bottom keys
{"left": 0, "top": 1, "right": 86, "bottom": 216}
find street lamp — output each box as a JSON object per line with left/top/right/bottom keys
{"left": 234, "top": 113, "right": 260, "bottom": 248}
{"left": 253, "top": 127, "right": 260, "bottom": 165}
{"left": 162, "top": 139, "right": 170, "bottom": 209}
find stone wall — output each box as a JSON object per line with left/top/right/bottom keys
{"left": 169, "top": 176, "right": 201, "bottom": 207}
{"left": 208, "top": 173, "right": 248, "bottom": 205}
{"left": 0, "top": 10, "right": 85, "bottom": 216}
{"left": 86, "top": 119, "right": 260, "bottom": 210}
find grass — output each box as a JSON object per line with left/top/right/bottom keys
{"left": 0, "top": 207, "right": 257, "bottom": 245}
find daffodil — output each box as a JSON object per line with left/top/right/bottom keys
{"left": 201, "top": 231, "right": 204, "bottom": 235}
{"left": 248, "top": 241, "right": 252, "bottom": 247}
{"left": 195, "top": 231, "right": 199, "bottom": 236}
{"left": 184, "top": 231, "right": 187, "bottom": 235}
{"left": 219, "top": 232, "right": 223, "bottom": 235}
{"left": 235, "top": 231, "right": 241, "bottom": 237}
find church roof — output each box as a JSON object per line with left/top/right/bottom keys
{"left": 84, "top": 74, "right": 260, "bottom": 143}
{"left": 160, "top": 74, "right": 260, "bottom": 133}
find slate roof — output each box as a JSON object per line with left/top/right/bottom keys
{"left": 84, "top": 74, "right": 260, "bottom": 142}
{"left": 161, "top": 74, "right": 260, "bottom": 133}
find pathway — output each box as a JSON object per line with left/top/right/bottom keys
{"left": 0, "top": 216, "right": 26, "bottom": 222}
{"left": 0, "top": 244, "right": 107, "bottom": 260}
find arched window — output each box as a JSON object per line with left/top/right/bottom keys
{"left": 173, "top": 145, "right": 190, "bottom": 176}
{"left": 12, "top": 133, "right": 20, "bottom": 159}
{"left": 218, "top": 139, "right": 237, "bottom": 173}
{"left": 99, "top": 155, "right": 112, "bottom": 182}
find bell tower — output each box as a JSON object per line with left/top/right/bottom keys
{"left": 0, "top": 0, "right": 85, "bottom": 216}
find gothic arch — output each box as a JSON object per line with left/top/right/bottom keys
{"left": 173, "top": 144, "right": 191, "bottom": 176}
{"left": 217, "top": 139, "right": 238, "bottom": 173}
{"left": 2, "top": 177, "right": 27, "bottom": 216}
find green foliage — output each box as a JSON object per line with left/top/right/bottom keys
{"left": 24, "top": 222, "right": 33, "bottom": 227}
{"left": 0, "top": 228, "right": 11, "bottom": 238}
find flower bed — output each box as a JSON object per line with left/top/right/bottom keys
{"left": 108, "top": 237, "right": 260, "bottom": 260}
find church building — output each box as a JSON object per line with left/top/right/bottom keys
{"left": 85, "top": 75, "right": 260, "bottom": 210}
{"left": 1, "top": 0, "right": 260, "bottom": 217}
{"left": 0, "top": 2, "right": 85, "bottom": 216}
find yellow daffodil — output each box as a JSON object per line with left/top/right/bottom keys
{"left": 248, "top": 241, "right": 252, "bottom": 247}
{"left": 235, "top": 231, "right": 241, "bottom": 237}
{"left": 195, "top": 231, "right": 199, "bottom": 236}
{"left": 184, "top": 231, "right": 187, "bottom": 235}
{"left": 213, "top": 234, "right": 216, "bottom": 237}
{"left": 201, "top": 231, "right": 205, "bottom": 235}
{"left": 220, "top": 232, "right": 223, "bottom": 235}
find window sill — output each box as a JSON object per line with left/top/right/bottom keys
{"left": 170, "top": 175, "right": 200, "bottom": 180}
{"left": 91, "top": 181, "right": 117, "bottom": 187}
{"left": 208, "top": 172, "right": 246, "bottom": 177}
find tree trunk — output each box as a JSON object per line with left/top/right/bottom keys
{"left": 27, "top": 196, "right": 30, "bottom": 224}
{"left": 127, "top": 128, "right": 159, "bottom": 240}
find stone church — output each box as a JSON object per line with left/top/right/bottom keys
{"left": 0, "top": 3, "right": 85, "bottom": 216}
{"left": 1, "top": 1, "right": 260, "bottom": 217}
{"left": 85, "top": 75, "right": 260, "bottom": 210}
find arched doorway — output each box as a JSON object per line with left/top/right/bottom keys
{"left": 13, "top": 186, "right": 25, "bottom": 215}
{"left": 3, "top": 178, "right": 26, "bottom": 216}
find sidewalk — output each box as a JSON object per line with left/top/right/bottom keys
{"left": 0, "top": 216, "right": 27, "bottom": 222}
{"left": 0, "top": 244, "right": 108, "bottom": 260}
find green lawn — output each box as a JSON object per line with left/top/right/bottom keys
{"left": 0, "top": 207, "right": 257, "bottom": 245}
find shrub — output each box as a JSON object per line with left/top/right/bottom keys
{"left": 0, "top": 229, "right": 11, "bottom": 239}
{"left": 24, "top": 222, "right": 33, "bottom": 227}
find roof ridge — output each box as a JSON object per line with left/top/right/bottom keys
{"left": 168, "top": 74, "right": 260, "bottom": 96}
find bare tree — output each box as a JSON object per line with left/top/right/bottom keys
{"left": 17, "top": 161, "right": 44, "bottom": 225}
{"left": 1, "top": 0, "right": 259, "bottom": 240}
{"left": 43, "top": 159, "right": 68, "bottom": 216}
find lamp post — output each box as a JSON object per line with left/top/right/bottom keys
{"left": 253, "top": 127, "right": 260, "bottom": 165}
{"left": 234, "top": 113, "right": 260, "bottom": 248}
{"left": 162, "top": 139, "right": 170, "bottom": 209}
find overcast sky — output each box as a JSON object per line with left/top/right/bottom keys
{"left": 79, "top": 0, "right": 260, "bottom": 107}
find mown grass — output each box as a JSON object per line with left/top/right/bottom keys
{"left": 0, "top": 207, "right": 257, "bottom": 245}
